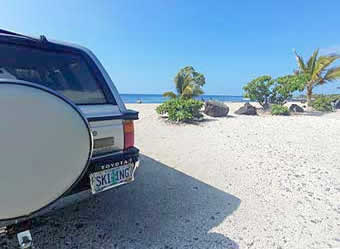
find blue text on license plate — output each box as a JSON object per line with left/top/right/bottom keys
{"left": 90, "top": 164, "right": 133, "bottom": 194}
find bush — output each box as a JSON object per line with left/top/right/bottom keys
{"left": 243, "top": 74, "right": 307, "bottom": 108}
{"left": 270, "top": 74, "right": 307, "bottom": 105}
{"left": 329, "top": 94, "right": 340, "bottom": 102}
{"left": 271, "top": 104, "right": 290, "bottom": 115}
{"left": 156, "top": 98, "right": 204, "bottom": 122}
{"left": 243, "top": 75, "right": 274, "bottom": 109}
{"left": 311, "top": 96, "right": 334, "bottom": 112}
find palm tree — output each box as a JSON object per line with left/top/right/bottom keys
{"left": 294, "top": 49, "right": 340, "bottom": 106}
{"left": 163, "top": 66, "right": 206, "bottom": 99}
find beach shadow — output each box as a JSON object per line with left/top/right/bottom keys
{"left": 14, "top": 154, "right": 241, "bottom": 249}
{"left": 194, "top": 115, "right": 236, "bottom": 124}
{"left": 300, "top": 111, "right": 328, "bottom": 117}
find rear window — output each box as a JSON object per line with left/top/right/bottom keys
{"left": 0, "top": 43, "right": 107, "bottom": 104}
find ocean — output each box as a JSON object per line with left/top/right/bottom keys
{"left": 120, "top": 94, "right": 246, "bottom": 104}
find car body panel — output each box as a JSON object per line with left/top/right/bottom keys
{"left": 0, "top": 30, "right": 140, "bottom": 227}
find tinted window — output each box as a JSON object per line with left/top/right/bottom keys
{"left": 0, "top": 43, "right": 107, "bottom": 104}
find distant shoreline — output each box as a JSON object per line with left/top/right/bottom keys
{"left": 120, "top": 93, "right": 246, "bottom": 104}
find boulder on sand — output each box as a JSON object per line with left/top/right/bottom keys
{"left": 204, "top": 101, "right": 229, "bottom": 117}
{"left": 235, "top": 102, "right": 257, "bottom": 115}
{"left": 332, "top": 99, "right": 340, "bottom": 109}
{"left": 289, "top": 104, "right": 304, "bottom": 113}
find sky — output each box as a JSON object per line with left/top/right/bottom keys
{"left": 1, "top": 0, "right": 340, "bottom": 95}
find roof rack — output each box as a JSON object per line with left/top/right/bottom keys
{"left": 0, "top": 28, "right": 47, "bottom": 43}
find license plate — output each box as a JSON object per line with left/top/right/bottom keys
{"left": 90, "top": 164, "right": 133, "bottom": 194}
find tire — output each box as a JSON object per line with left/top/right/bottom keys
{"left": 0, "top": 80, "right": 92, "bottom": 221}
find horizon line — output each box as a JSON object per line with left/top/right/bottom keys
{"left": 120, "top": 93, "right": 244, "bottom": 96}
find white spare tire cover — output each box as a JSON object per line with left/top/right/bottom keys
{"left": 0, "top": 81, "right": 92, "bottom": 220}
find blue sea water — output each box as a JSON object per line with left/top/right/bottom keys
{"left": 120, "top": 94, "right": 246, "bottom": 104}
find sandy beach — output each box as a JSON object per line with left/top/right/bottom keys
{"left": 7, "top": 102, "right": 340, "bottom": 249}
{"left": 130, "top": 103, "right": 340, "bottom": 248}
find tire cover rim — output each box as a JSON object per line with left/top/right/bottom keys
{"left": 0, "top": 80, "right": 92, "bottom": 221}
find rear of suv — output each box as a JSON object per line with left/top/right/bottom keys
{"left": 0, "top": 29, "right": 140, "bottom": 229}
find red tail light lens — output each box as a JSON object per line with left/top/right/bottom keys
{"left": 123, "top": 120, "right": 134, "bottom": 150}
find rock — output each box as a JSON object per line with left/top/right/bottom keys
{"left": 204, "top": 101, "right": 229, "bottom": 117}
{"left": 289, "top": 104, "right": 304, "bottom": 113}
{"left": 332, "top": 99, "right": 340, "bottom": 109}
{"left": 235, "top": 102, "right": 257, "bottom": 115}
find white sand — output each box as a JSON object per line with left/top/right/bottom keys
{"left": 8, "top": 103, "right": 339, "bottom": 249}
{"left": 129, "top": 103, "right": 340, "bottom": 249}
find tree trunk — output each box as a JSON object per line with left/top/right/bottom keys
{"left": 262, "top": 102, "right": 270, "bottom": 110}
{"left": 306, "top": 85, "right": 313, "bottom": 107}
{"left": 261, "top": 97, "right": 270, "bottom": 110}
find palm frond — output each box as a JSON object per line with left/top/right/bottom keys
{"left": 190, "top": 84, "right": 204, "bottom": 97}
{"left": 174, "top": 74, "right": 184, "bottom": 95}
{"left": 181, "top": 84, "right": 194, "bottom": 97}
{"left": 306, "top": 48, "right": 319, "bottom": 75}
{"left": 313, "top": 55, "right": 340, "bottom": 81}
{"left": 294, "top": 49, "right": 307, "bottom": 72}
{"left": 183, "top": 73, "right": 193, "bottom": 85}
{"left": 322, "top": 66, "right": 340, "bottom": 83}
{"left": 192, "top": 87, "right": 204, "bottom": 96}
{"left": 181, "top": 77, "right": 191, "bottom": 94}
{"left": 172, "top": 66, "right": 205, "bottom": 98}
{"left": 163, "top": 91, "right": 177, "bottom": 99}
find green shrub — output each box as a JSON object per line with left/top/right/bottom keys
{"left": 243, "top": 75, "right": 274, "bottom": 109}
{"left": 329, "top": 94, "right": 340, "bottom": 102}
{"left": 243, "top": 74, "right": 308, "bottom": 108}
{"left": 311, "top": 96, "right": 334, "bottom": 112}
{"left": 271, "top": 104, "right": 290, "bottom": 115}
{"left": 156, "top": 98, "right": 204, "bottom": 122}
{"left": 270, "top": 74, "right": 307, "bottom": 105}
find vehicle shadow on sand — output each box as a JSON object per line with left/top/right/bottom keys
{"left": 14, "top": 154, "right": 241, "bottom": 249}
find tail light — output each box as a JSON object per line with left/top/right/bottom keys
{"left": 123, "top": 120, "right": 134, "bottom": 150}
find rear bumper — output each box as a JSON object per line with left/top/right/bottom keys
{"left": 0, "top": 147, "right": 140, "bottom": 228}
{"left": 66, "top": 147, "right": 140, "bottom": 196}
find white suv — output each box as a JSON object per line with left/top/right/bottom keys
{"left": 0, "top": 29, "right": 140, "bottom": 247}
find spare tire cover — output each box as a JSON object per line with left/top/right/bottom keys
{"left": 0, "top": 82, "right": 92, "bottom": 220}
